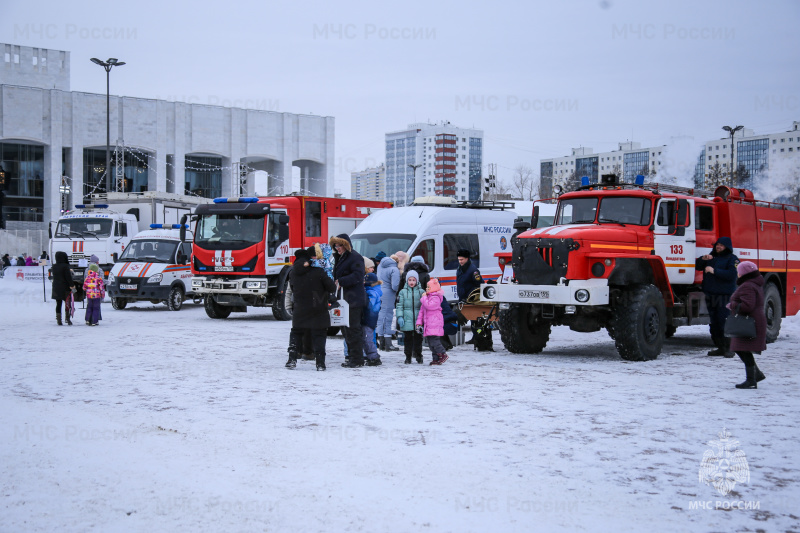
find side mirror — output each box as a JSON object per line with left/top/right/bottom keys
{"left": 48, "top": 222, "right": 53, "bottom": 239}
{"left": 179, "top": 214, "right": 188, "bottom": 242}
{"left": 112, "top": 253, "right": 118, "bottom": 262}
{"left": 177, "top": 253, "right": 187, "bottom": 265}
{"left": 278, "top": 214, "right": 290, "bottom": 225}
{"left": 279, "top": 225, "right": 290, "bottom": 241}
{"left": 531, "top": 206, "right": 540, "bottom": 229}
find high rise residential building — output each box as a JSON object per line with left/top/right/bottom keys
{"left": 351, "top": 164, "right": 385, "bottom": 201}
{"left": 540, "top": 142, "right": 666, "bottom": 197}
{"left": 697, "top": 121, "right": 800, "bottom": 191}
{"left": 385, "top": 122, "right": 483, "bottom": 206}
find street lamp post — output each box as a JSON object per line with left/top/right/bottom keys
{"left": 407, "top": 164, "right": 422, "bottom": 206}
{"left": 90, "top": 57, "right": 126, "bottom": 194}
{"left": 722, "top": 125, "right": 743, "bottom": 187}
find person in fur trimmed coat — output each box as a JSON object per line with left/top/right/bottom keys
{"left": 727, "top": 261, "right": 767, "bottom": 389}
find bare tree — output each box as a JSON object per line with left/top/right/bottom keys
{"left": 511, "top": 165, "right": 539, "bottom": 200}
{"left": 706, "top": 161, "right": 726, "bottom": 189}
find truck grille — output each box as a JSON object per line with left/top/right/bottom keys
{"left": 513, "top": 238, "right": 573, "bottom": 285}
{"left": 69, "top": 254, "right": 86, "bottom": 266}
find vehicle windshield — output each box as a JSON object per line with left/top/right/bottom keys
{"left": 350, "top": 233, "right": 417, "bottom": 258}
{"left": 55, "top": 218, "right": 113, "bottom": 238}
{"left": 118, "top": 239, "right": 179, "bottom": 263}
{"left": 195, "top": 214, "right": 265, "bottom": 250}
{"left": 555, "top": 197, "right": 652, "bottom": 226}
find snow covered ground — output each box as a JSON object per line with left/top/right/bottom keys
{"left": 1, "top": 276, "right": 799, "bottom": 533}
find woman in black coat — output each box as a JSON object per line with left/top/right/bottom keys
{"left": 51, "top": 251, "right": 73, "bottom": 326}
{"left": 286, "top": 247, "right": 336, "bottom": 371}
{"left": 727, "top": 261, "right": 767, "bottom": 389}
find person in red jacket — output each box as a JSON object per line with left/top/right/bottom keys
{"left": 727, "top": 261, "right": 767, "bottom": 389}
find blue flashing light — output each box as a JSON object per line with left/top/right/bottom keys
{"left": 635, "top": 174, "right": 645, "bottom": 185}
{"left": 242, "top": 267, "right": 251, "bottom": 271}
{"left": 199, "top": 267, "right": 207, "bottom": 271}
{"left": 212, "top": 197, "right": 259, "bottom": 204}
{"left": 74, "top": 204, "right": 86, "bottom": 208}
{"left": 94, "top": 204, "right": 109, "bottom": 209}
{"left": 581, "top": 176, "right": 590, "bottom": 187}
{"left": 150, "top": 223, "right": 189, "bottom": 229}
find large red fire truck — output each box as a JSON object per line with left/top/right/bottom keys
{"left": 481, "top": 176, "right": 800, "bottom": 361}
{"left": 182, "top": 195, "right": 392, "bottom": 320}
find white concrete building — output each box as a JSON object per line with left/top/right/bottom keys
{"left": 351, "top": 164, "right": 385, "bottom": 201}
{"left": 0, "top": 42, "right": 335, "bottom": 231}
{"left": 540, "top": 142, "right": 667, "bottom": 196}
{"left": 385, "top": 121, "right": 483, "bottom": 206}
{"left": 697, "top": 122, "right": 800, "bottom": 190}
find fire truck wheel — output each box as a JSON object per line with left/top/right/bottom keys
{"left": 272, "top": 267, "right": 293, "bottom": 321}
{"left": 110, "top": 297, "right": 128, "bottom": 310}
{"left": 498, "top": 304, "right": 551, "bottom": 354}
{"left": 204, "top": 295, "right": 232, "bottom": 319}
{"left": 167, "top": 286, "right": 184, "bottom": 311}
{"left": 612, "top": 284, "right": 665, "bottom": 361}
{"left": 764, "top": 282, "right": 782, "bottom": 344}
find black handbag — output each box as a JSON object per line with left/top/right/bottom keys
{"left": 724, "top": 305, "right": 756, "bottom": 339}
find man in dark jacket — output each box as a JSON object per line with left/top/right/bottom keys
{"left": 50, "top": 251, "right": 74, "bottom": 326}
{"left": 286, "top": 247, "right": 336, "bottom": 371}
{"left": 330, "top": 233, "right": 367, "bottom": 367}
{"left": 456, "top": 249, "right": 483, "bottom": 344}
{"left": 695, "top": 236, "right": 738, "bottom": 356}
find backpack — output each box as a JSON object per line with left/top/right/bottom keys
{"left": 472, "top": 305, "right": 497, "bottom": 352}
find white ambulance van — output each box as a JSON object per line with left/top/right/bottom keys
{"left": 349, "top": 197, "right": 517, "bottom": 301}
{"left": 107, "top": 224, "right": 194, "bottom": 311}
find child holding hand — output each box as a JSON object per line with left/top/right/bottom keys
{"left": 415, "top": 277, "right": 448, "bottom": 365}
{"left": 396, "top": 270, "right": 424, "bottom": 364}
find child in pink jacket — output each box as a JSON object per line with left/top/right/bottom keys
{"left": 83, "top": 263, "right": 105, "bottom": 326}
{"left": 415, "top": 277, "right": 449, "bottom": 365}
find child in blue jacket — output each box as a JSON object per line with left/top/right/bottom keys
{"left": 362, "top": 273, "right": 383, "bottom": 366}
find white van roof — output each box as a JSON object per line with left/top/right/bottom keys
{"left": 352, "top": 205, "right": 515, "bottom": 236}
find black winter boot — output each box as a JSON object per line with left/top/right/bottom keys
{"left": 735, "top": 366, "right": 758, "bottom": 389}
{"left": 285, "top": 356, "right": 297, "bottom": 369}
{"left": 65, "top": 313, "right": 72, "bottom": 326}
{"left": 404, "top": 353, "right": 412, "bottom": 364}
{"left": 415, "top": 352, "right": 423, "bottom": 364}
{"left": 722, "top": 337, "right": 734, "bottom": 358}
{"left": 56, "top": 312, "right": 62, "bottom": 326}
{"left": 315, "top": 353, "right": 326, "bottom": 371}
{"left": 385, "top": 337, "right": 399, "bottom": 351}
{"left": 707, "top": 335, "right": 725, "bottom": 356}
{"left": 377, "top": 337, "right": 385, "bottom": 351}
{"left": 755, "top": 365, "right": 766, "bottom": 383}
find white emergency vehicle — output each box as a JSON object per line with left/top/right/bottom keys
{"left": 349, "top": 197, "right": 517, "bottom": 301}
{"left": 106, "top": 224, "right": 194, "bottom": 311}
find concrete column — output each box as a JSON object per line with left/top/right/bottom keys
{"left": 44, "top": 90, "right": 63, "bottom": 224}
{"left": 281, "top": 114, "right": 294, "bottom": 195}
{"left": 174, "top": 103, "right": 186, "bottom": 195}
{"left": 70, "top": 93, "right": 84, "bottom": 202}
{"left": 325, "top": 116, "right": 335, "bottom": 197}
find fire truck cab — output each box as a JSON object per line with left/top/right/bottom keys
{"left": 481, "top": 176, "right": 800, "bottom": 361}
{"left": 185, "top": 195, "right": 391, "bottom": 320}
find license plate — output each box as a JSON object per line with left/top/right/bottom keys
{"left": 519, "top": 290, "right": 549, "bottom": 299}
{"left": 120, "top": 284, "right": 137, "bottom": 290}
{"left": 215, "top": 266, "right": 234, "bottom": 272}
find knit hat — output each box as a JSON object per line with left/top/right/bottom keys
{"left": 88, "top": 263, "right": 100, "bottom": 273}
{"left": 294, "top": 248, "right": 311, "bottom": 262}
{"left": 406, "top": 270, "right": 419, "bottom": 283}
{"left": 737, "top": 261, "right": 758, "bottom": 277}
{"left": 427, "top": 278, "right": 441, "bottom": 292}
{"left": 364, "top": 257, "right": 375, "bottom": 270}
{"left": 410, "top": 255, "right": 426, "bottom": 265}
{"left": 90, "top": 254, "right": 100, "bottom": 263}
{"left": 365, "top": 273, "right": 379, "bottom": 285}
{"left": 457, "top": 249, "right": 471, "bottom": 259}
{"left": 375, "top": 251, "right": 387, "bottom": 261}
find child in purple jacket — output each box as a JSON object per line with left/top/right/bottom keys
{"left": 416, "top": 277, "right": 448, "bottom": 365}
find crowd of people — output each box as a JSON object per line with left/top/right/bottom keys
{"left": 285, "top": 235, "right": 479, "bottom": 371}
{"left": 2, "top": 251, "right": 50, "bottom": 268}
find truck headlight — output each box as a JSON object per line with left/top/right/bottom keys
{"left": 107, "top": 273, "right": 116, "bottom": 285}
{"left": 483, "top": 286, "right": 496, "bottom": 299}
{"left": 147, "top": 273, "right": 163, "bottom": 284}
{"left": 192, "top": 279, "right": 203, "bottom": 287}
{"left": 244, "top": 281, "right": 266, "bottom": 289}
{"left": 574, "top": 289, "right": 590, "bottom": 303}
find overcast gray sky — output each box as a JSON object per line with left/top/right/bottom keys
{"left": 3, "top": 0, "right": 799, "bottom": 193}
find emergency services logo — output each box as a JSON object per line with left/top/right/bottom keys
{"left": 698, "top": 428, "right": 750, "bottom": 496}
{"left": 500, "top": 236, "right": 508, "bottom": 250}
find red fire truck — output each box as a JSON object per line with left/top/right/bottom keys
{"left": 182, "top": 195, "right": 392, "bottom": 320}
{"left": 481, "top": 176, "right": 800, "bottom": 361}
